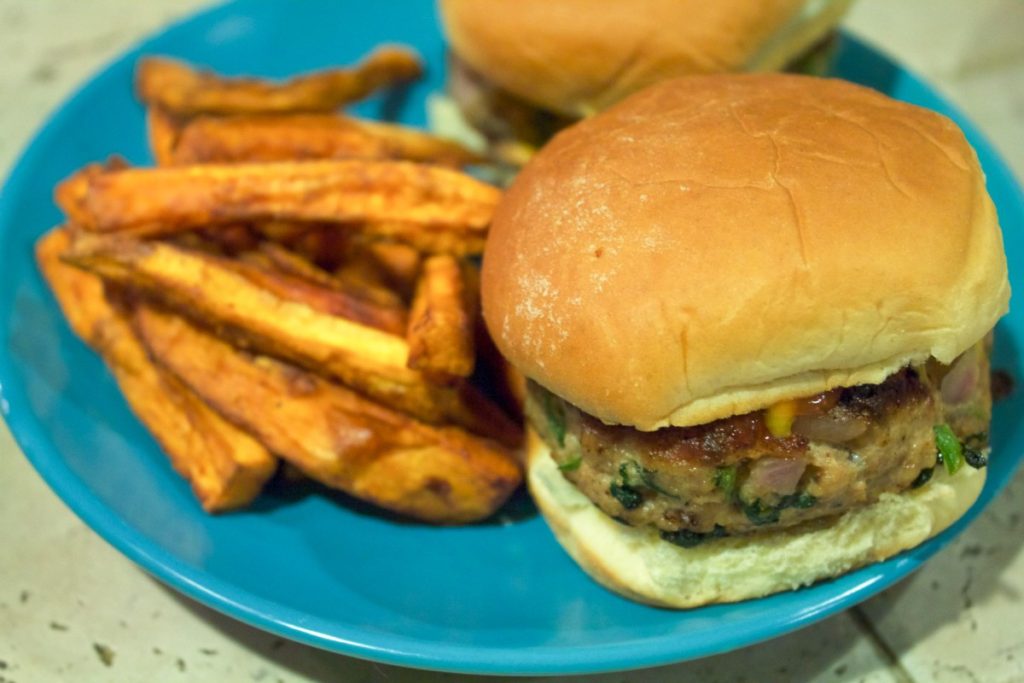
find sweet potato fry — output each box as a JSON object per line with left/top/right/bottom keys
{"left": 253, "top": 242, "right": 406, "bottom": 310}
{"left": 353, "top": 220, "right": 487, "bottom": 256}
{"left": 199, "top": 223, "right": 261, "bottom": 255}
{"left": 358, "top": 240, "right": 423, "bottom": 294}
{"left": 249, "top": 241, "right": 403, "bottom": 304}
{"left": 168, "top": 224, "right": 264, "bottom": 262}
{"left": 54, "top": 166, "right": 94, "bottom": 226}
{"left": 407, "top": 255, "right": 475, "bottom": 378}
{"left": 357, "top": 119, "right": 483, "bottom": 166}
{"left": 171, "top": 114, "right": 390, "bottom": 164}
{"left": 134, "top": 305, "right": 522, "bottom": 524}
{"left": 173, "top": 114, "right": 389, "bottom": 164}
{"left": 54, "top": 156, "right": 127, "bottom": 220}
{"left": 35, "top": 228, "right": 276, "bottom": 511}
{"left": 289, "top": 225, "right": 351, "bottom": 269}
{"left": 60, "top": 160, "right": 500, "bottom": 238}
{"left": 332, "top": 239, "right": 421, "bottom": 302}
{"left": 251, "top": 220, "right": 311, "bottom": 246}
{"left": 250, "top": 221, "right": 350, "bottom": 267}
{"left": 36, "top": 228, "right": 109, "bottom": 341}
{"left": 247, "top": 242, "right": 340, "bottom": 289}
{"left": 64, "top": 233, "right": 522, "bottom": 445}
{"left": 135, "top": 47, "right": 423, "bottom": 116}
{"left": 146, "top": 107, "right": 182, "bottom": 166}
{"left": 222, "top": 251, "right": 407, "bottom": 334}
{"left": 170, "top": 113, "right": 482, "bottom": 166}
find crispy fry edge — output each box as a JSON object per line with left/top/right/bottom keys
{"left": 135, "top": 304, "right": 522, "bottom": 524}
{"left": 36, "top": 227, "right": 276, "bottom": 511}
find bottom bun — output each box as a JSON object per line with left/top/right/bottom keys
{"left": 526, "top": 429, "right": 985, "bottom": 608}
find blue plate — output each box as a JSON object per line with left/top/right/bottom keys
{"left": 1, "top": 1, "right": 1022, "bottom": 676}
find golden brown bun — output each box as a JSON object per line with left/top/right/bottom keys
{"left": 482, "top": 74, "right": 1010, "bottom": 430}
{"left": 439, "top": 0, "right": 853, "bottom": 117}
{"left": 526, "top": 430, "right": 985, "bottom": 608}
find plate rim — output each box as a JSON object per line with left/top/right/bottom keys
{"left": 1, "top": 1, "right": 1023, "bottom": 675}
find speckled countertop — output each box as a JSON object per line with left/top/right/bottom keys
{"left": 1, "top": 1, "right": 1023, "bottom": 681}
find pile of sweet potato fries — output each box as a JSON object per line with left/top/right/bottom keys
{"left": 36, "top": 46, "right": 524, "bottom": 523}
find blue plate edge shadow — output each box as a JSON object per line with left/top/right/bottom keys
{"left": 0, "top": 3, "right": 1022, "bottom": 677}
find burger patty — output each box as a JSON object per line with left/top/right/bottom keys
{"left": 446, "top": 54, "right": 573, "bottom": 153}
{"left": 527, "top": 345, "right": 992, "bottom": 541}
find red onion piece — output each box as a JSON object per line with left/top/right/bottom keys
{"left": 941, "top": 348, "right": 980, "bottom": 405}
{"left": 792, "top": 413, "right": 868, "bottom": 443}
{"left": 746, "top": 458, "right": 807, "bottom": 496}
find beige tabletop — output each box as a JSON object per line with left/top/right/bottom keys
{"left": 2, "top": 1, "right": 1023, "bottom": 681}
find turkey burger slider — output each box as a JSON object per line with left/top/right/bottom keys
{"left": 481, "top": 74, "right": 1010, "bottom": 608}
{"left": 437, "top": 0, "right": 854, "bottom": 162}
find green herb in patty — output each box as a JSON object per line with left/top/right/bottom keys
{"left": 609, "top": 482, "right": 643, "bottom": 510}
{"left": 713, "top": 465, "right": 738, "bottom": 497}
{"left": 610, "top": 461, "right": 646, "bottom": 509}
{"left": 660, "top": 525, "right": 728, "bottom": 549}
{"left": 541, "top": 391, "right": 566, "bottom": 447}
{"left": 557, "top": 453, "right": 582, "bottom": 471}
{"left": 740, "top": 491, "right": 817, "bottom": 526}
{"left": 617, "top": 460, "right": 679, "bottom": 498}
{"left": 619, "top": 461, "right": 645, "bottom": 487}
{"left": 934, "top": 424, "right": 964, "bottom": 475}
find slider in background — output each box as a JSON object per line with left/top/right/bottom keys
{"left": 433, "top": 0, "right": 854, "bottom": 166}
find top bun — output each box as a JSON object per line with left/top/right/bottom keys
{"left": 439, "top": 0, "right": 853, "bottom": 117}
{"left": 482, "top": 74, "right": 1010, "bottom": 430}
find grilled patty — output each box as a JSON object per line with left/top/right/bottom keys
{"left": 527, "top": 346, "right": 992, "bottom": 541}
